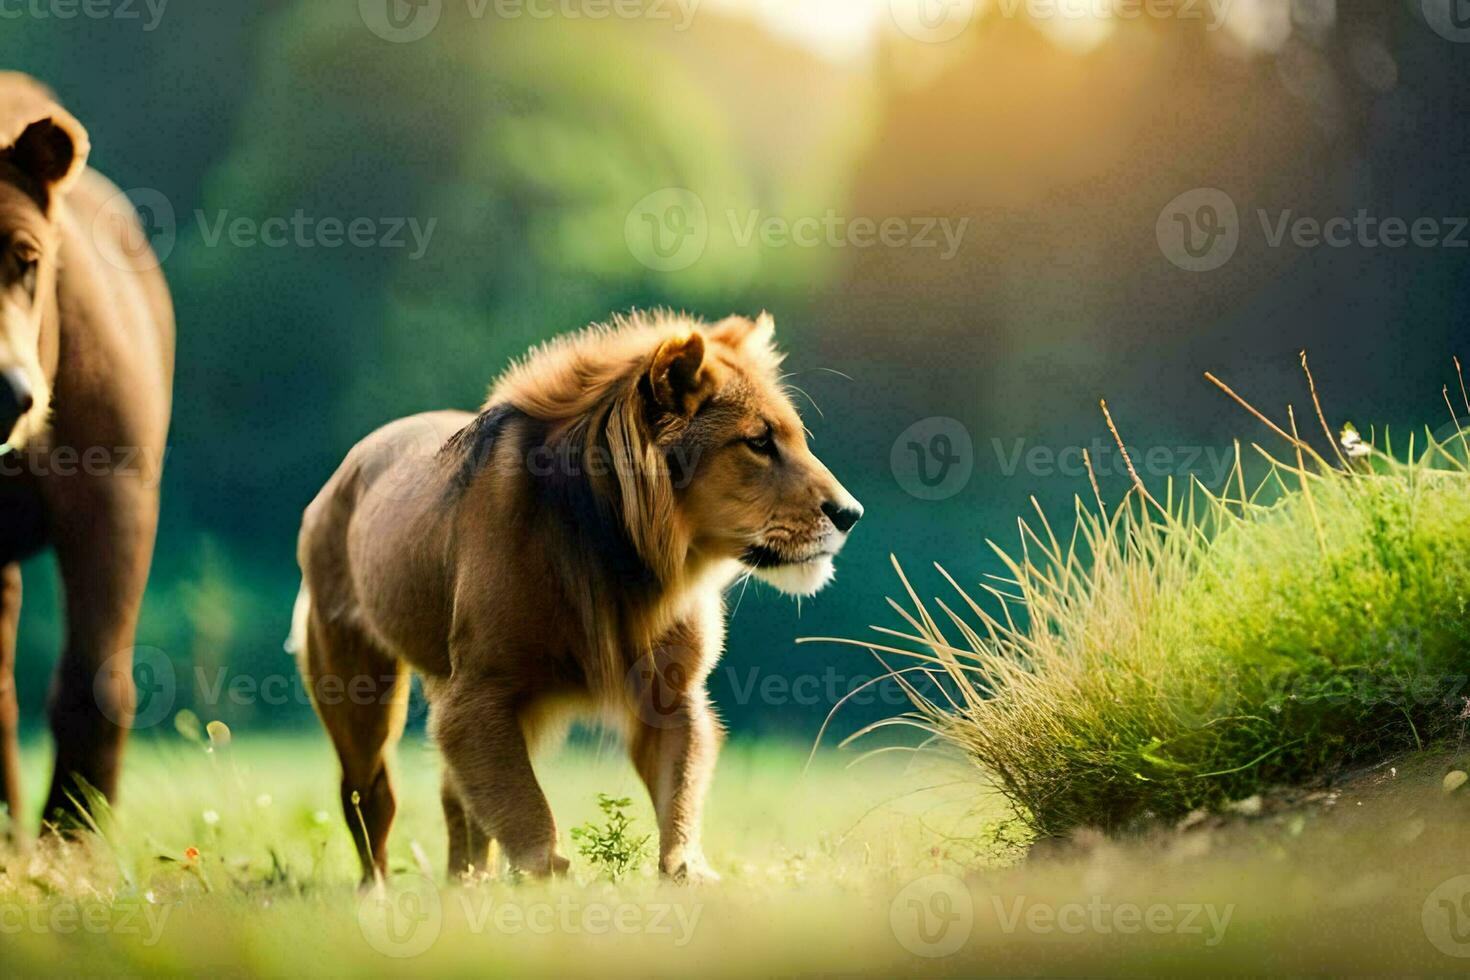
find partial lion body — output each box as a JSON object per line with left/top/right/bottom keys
{"left": 296, "top": 403, "right": 728, "bottom": 707}
{"left": 295, "top": 311, "right": 858, "bottom": 882}
{"left": 0, "top": 74, "right": 175, "bottom": 832}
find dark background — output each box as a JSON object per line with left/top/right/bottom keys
{"left": 7, "top": 0, "right": 1468, "bottom": 742}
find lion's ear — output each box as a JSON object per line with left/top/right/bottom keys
{"left": 710, "top": 312, "right": 775, "bottom": 352}
{"left": 647, "top": 332, "right": 706, "bottom": 416}
{"left": 6, "top": 115, "right": 89, "bottom": 197}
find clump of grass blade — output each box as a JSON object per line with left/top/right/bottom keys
{"left": 811, "top": 360, "right": 1470, "bottom": 837}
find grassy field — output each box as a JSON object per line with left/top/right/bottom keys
{"left": 5, "top": 731, "right": 1470, "bottom": 976}
{"left": 5, "top": 383, "right": 1468, "bottom": 978}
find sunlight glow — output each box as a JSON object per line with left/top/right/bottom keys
{"left": 707, "top": 0, "right": 1127, "bottom": 62}
{"left": 1218, "top": 0, "right": 1294, "bottom": 54}
{"left": 1030, "top": 8, "right": 1117, "bottom": 53}
{"left": 704, "top": 0, "right": 893, "bottom": 63}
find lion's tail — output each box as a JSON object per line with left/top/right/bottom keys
{"left": 284, "top": 581, "right": 311, "bottom": 659}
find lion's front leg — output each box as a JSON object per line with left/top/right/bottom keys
{"left": 432, "top": 680, "right": 569, "bottom": 878}
{"left": 630, "top": 690, "right": 724, "bottom": 883}
{"left": 42, "top": 477, "right": 159, "bottom": 830}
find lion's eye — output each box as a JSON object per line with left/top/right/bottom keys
{"left": 744, "top": 433, "right": 776, "bottom": 458}
{"left": 10, "top": 246, "right": 38, "bottom": 299}
{"left": 18, "top": 257, "right": 37, "bottom": 298}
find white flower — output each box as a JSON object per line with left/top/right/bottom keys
{"left": 202, "top": 809, "right": 220, "bottom": 826}
{"left": 1340, "top": 423, "right": 1371, "bottom": 458}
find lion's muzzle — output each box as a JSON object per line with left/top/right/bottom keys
{"left": 0, "top": 366, "right": 35, "bottom": 446}
{"left": 821, "top": 498, "right": 863, "bottom": 533}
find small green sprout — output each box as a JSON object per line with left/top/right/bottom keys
{"left": 570, "top": 794, "right": 651, "bottom": 882}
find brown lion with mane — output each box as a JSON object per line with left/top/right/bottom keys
{"left": 291, "top": 311, "right": 861, "bottom": 883}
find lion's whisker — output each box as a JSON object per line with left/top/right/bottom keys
{"left": 730, "top": 569, "right": 756, "bottom": 620}
{"left": 784, "top": 382, "right": 824, "bottom": 420}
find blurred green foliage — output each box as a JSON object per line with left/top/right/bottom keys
{"left": 7, "top": 1, "right": 1468, "bottom": 740}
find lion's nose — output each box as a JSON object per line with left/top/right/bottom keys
{"left": 0, "top": 367, "right": 33, "bottom": 443}
{"left": 821, "top": 499, "right": 863, "bottom": 534}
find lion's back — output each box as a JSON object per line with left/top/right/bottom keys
{"left": 297, "top": 410, "right": 473, "bottom": 644}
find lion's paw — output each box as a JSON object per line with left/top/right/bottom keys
{"left": 663, "top": 855, "right": 722, "bottom": 885}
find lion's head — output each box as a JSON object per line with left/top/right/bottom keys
{"left": 0, "top": 74, "right": 90, "bottom": 450}
{"left": 491, "top": 311, "right": 862, "bottom": 598}
{"left": 652, "top": 313, "right": 862, "bottom": 596}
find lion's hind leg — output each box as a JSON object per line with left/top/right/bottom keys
{"left": 298, "top": 599, "right": 408, "bottom": 885}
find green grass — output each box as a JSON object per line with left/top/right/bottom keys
{"left": 827, "top": 377, "right": 1470, "bottom": 837}
{"left": 8, "top": 369, "right": 1470, "bottom": 975}
{"left": 1, "top": 733, "right": 1003, "bottom": 977}
{"left": 7, "top": 733, "right": 1470, "bottom": 975}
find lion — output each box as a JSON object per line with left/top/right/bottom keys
{"left": 290, "top": 310, "right": 862, "bottom": 883}
{"left": 0, "top": 74, "right": 174, "bottom": 833}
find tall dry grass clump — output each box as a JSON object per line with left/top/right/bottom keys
{"left": 813, "top": 357, "right": 1470, "bottom": 836}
